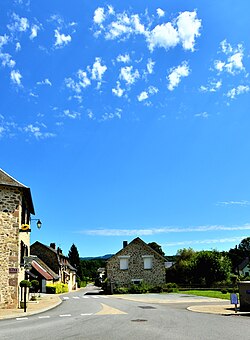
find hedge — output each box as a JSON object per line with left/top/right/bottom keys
{"left": 46, "top": 283, "right": 69, "bottom": 294}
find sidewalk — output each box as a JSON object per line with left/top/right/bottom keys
{"left": 0, "top": 294, "right": 61, "bottom": 320}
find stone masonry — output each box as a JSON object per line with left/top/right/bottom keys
{"left": 0, "top": 169, "right": 34, "bottom": 309}
{"left": 107, "top": 237, "right": 166, "bottom": 287}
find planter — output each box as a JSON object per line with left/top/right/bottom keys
{"left": 20, "top": 301, "right": 25, "bottom": 309}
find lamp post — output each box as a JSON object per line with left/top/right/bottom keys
{"left": 30, "top": 218, "right": 42, "bottom": 229}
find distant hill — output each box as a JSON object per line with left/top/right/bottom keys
{"left": 80, "top": 254, "right": 113, "bottom": 261}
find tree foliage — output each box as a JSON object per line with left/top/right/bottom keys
{"left": 68, "top": 243, "right": 82, "bottom": 279}
{"left": 148, "top": 242, "right": 165, "bottom": 257}
{"left": 228, "top": 237, "right": 250, "bottom": 271}
{"left": 80, "top": 259, "right": 106, "bottom": 280}
{"left": 166, "top": 248, "right": 232, "bottom": 287}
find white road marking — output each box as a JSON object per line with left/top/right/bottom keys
{"left": 38, "top": 316, "right": 50, "bottom": 319}
{"left": 82, "top": 296, "right": 89, "bottom": 298}
{"left": 80, "top": 313, "right": 93, "bottom": 316}
{"left": 59, "top": 314, "right": 71, "bottom": 317}
{"left": 73, "top": 296, "right": 80, "bottom": 299}
{"left": 62, "top": 297, "right": 69, "bottom": 300}
{"left": 92, "top": 296, "right": 99, "bottom": 299}
{"left": 16, "top": 317, "right": 28, "bottom": 320}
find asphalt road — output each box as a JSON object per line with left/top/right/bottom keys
{"left": 0, "top": 288, "right": 249, "bottom": 340}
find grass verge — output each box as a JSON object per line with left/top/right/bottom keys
{"left": 179, "top": 290, "right": 231, "bottom": 300}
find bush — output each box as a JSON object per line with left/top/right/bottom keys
{"left": 31, "top": 280, "right": 39, "bottom": 292}
{"left": 114, "top": 287, "right": 129, "bottom": 294}
{"left": 128, "top": 282, "right": 150, "bottom": 294}
{"left": 162, "top": 283, "right": 179, "bottom": 293}
{"left": 148, "top": 285, "right": 163, "bottom": 293}
{"left": 221, "top": 288, "right": 228, "bottom": 294}
{"left": 20, "top": 280, "right": 31, "bottom": 288}
{"left": 46, "top": 283, "right": 69, "bottom": 294}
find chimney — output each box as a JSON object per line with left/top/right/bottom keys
{"left": 50, "top": 243, "right": 56, "bottom": 249}
{"left": 123, "top": 241, "right": 128, "bottom": 248}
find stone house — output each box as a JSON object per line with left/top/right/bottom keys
{"left": 238, "top": 257, "right": 250, "bottom": 277}
{"left": 107, "top": 237, "right": 166, "bottom": 287}
{"left": 31, "top": 241, "right": 76, "bottom": 291}
{"left": 0, "top": 168, "right": 35, "bottom": 308}
{"left": 29, "top": 256, "right": 60, "bottom": 293}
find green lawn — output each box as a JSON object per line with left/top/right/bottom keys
{"left": 178, "top": 290, "right": 233, "bottom": 300}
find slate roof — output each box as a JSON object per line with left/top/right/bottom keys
{"left": 0, "top": 168, "right": 35, "bottom": 215}
{"left": 108, "top": 237, "right": 167, "bottom": 262}
{"left": 31, "top": 257, "right": 59, "bottom": 280}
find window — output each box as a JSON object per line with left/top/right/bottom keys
{"left": 142, "top": 255, "right": 153, "bottom": 269}
{"left": 118, "top": 256, "right": 130, "bottom": 270}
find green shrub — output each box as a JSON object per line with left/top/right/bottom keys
{"left": 114, "top": 287, "right": 129, "bottom": 294}
{"left": 149, "top": 285, "right": 163, "bottom": 293}
{"left": 46, "top": 285, "right": 56, "bottom": 294}
{"left": 31, "top": 280, "right": 39, "bottom": 292}
{"left": 20, "top": 280, "right": 31, "bottom": 288}
{"left": 221, "top": 288, "right": 228, "bottom": 294}
{"left": 162, "top": 283, "right": 179, "bottom": 293}
{"left": 128, "top": 282, "right": 150, "bottom": 294}
{"left": 46, "top": 283, "right": 69, "bottom": 294}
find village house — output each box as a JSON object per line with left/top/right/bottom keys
{"left": 31, "top": 241, "right": 77, "bottom": 291}
{"left": 0, "top": 168, "right": 36, "bottom": 308}
{"left": 107, "top": 237, "right": 167, "bottom": 288}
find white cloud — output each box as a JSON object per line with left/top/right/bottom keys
{"left": 214, "top": 40, "right": 244, "bottom": 75}
{"left": 217, "top": 200, "right": 250, "bottom": 206}
{"left": 137, "top": 91, "right": 148, "bottom": 102}
{"left": 116, "top": 54, "right": 130, "bottom": 63}
{"left": 79, "top": 223, "right": 250, "bottom": 236}
{"left": 78, "top": 70, "right": 91, "bottom": 88}
{"left": 8, "top": 13, "right": 29, "bottom": 32}
{"left": 195, "top": 112, "right": 209, "bottom": 118}
{"left": 91, "top": 57, "right": 107, "bottom": 82}
{"left": 226, "top": 85, "right": 249, "bottom": 99}
{"left": 93, "top": 7, "right": 106, "bottom": 24}
{"left": 112, "top": 81, "right": 124, "bottom": 97}
{"left": 30, "top": 25, "right": 39, "bottom": 40}
{"left": 23, "top": 124, "right": 56, "bottom": 139}
{"left": 10, "top": 70, "right": 22, "bottom": 85}
{"left": 167, "top": 62, "right": 190, "bottom": 91}
{"left": 146, "top": 58, "right": 155, "bottom": 74}
{"left": 15, "top": 42, "right": 21, "bottom": 51}
{"left": 101, "top": 108, "right": 122, "bottom": 121}
{"left": 137, "top": 86, "right": 158, "bottom": 102}
{"left": 54, "top": 29, "right": 71, "bottom": 47}
{"left": 147, "top": 22, "right": 179, "bottom": 52}
{"left": 0, "top": 53, "right": 16, "bottom": 68}
{"left": 157, "top": 8, "right": 165, "bottom": 18}
{"left": 119, "top": 66, "right": 140, "bottom": 85}
{"left": 176, "top": 11, "right": 201, "bottom": 51}
{"left": 63, "top": 109, "right": 80, "bottom": 119}
{"left": 200, "top": 80, "right": 222, "bottom": 92}
{"left": 0, "top": 35, "right": 8, "bottom": 49}
{"left": 164, "top": 236, "right": 246, "bottom": 247}
{"left": 37, "top": 78, "right": 52, "bottom": 86}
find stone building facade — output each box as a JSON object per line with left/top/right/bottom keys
{"left": 0, "top": 169, "right": 35, "bottom": 309}
{"left": 107, "top": 237, "right": 166, "bottom": 287}
{"left": 31, "top": 241, "right": 76, "bottom": 291}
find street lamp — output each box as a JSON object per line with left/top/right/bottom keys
{"left": 30, "top": 218, "right": 42, "bottom": 229}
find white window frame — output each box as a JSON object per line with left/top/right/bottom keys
{"left": 118, "top": 256, "right": 130, "bottom": 270}
{"left": 142, "top": 255, "right": 153, "bottom": 269}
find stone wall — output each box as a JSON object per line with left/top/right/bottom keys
{"left": 107, "top": 238, "right": 166, "bottom": 287}
{"left": 0, "top": 186, "right": 21, "bottom": 308}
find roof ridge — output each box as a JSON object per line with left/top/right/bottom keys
{"left": 0, "top": 168, "right": 28, "bottom": 188}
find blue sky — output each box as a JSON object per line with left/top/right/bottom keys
{"left": 1, "top": 0, "right": 250, "bottom": 257}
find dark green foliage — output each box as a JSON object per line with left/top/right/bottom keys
{"left": 20, "top": 280, "right": 31, "bottom": 288}
{"left": 46, "top": 285, "right": 56, "bottom": 294}
{"left": 148, "top": 242, "right": 165, "bottom": 257}
{"left": 30, "top": 279, "right": 39, "bottom": 292}
{"left": 68, "top": 243, "right": 82, "bottom": 279}
{"left": 80, "top": 259, "right": 106, "bottom": 281}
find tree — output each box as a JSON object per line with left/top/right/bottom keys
{"left": 148, "top": 242, "right": 165, "bottom": 257}
{"left": 193, "top": 250, "right": 232, "bottom": 287}
{"left": 238, "top": 237, "right": 250, "bottom": 256}
{"left": 68, "top": 243, "right": 82, "bottom": 280}
{"left": 228, "top": 237, "right": 250, "bottom": 272}
{"left": 166, "top": 248, "right": 196, "bottom": 285}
